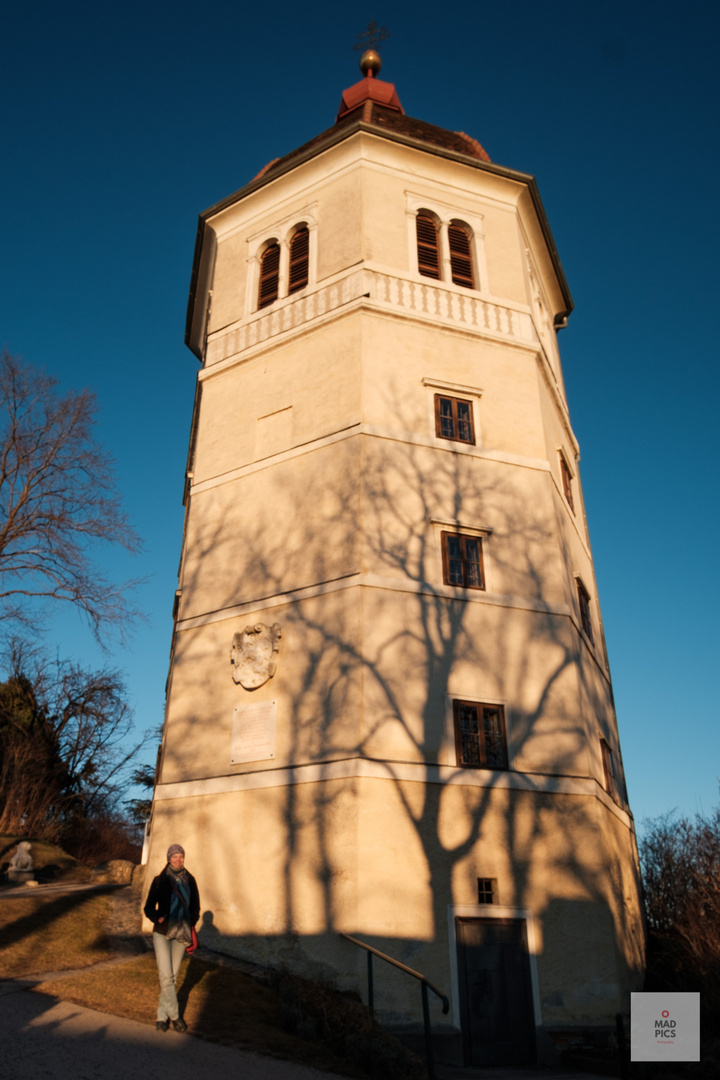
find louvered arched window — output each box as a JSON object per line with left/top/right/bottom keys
{"left": 288, "top": 226, "right": 309, "bottom": 294}
{"left": 416, "top": 212, "right": 441, "bottom": 280}
{"left": 448, "top": 221, "right": 474, "bottom": 289}
{"left": 258, "top": 242, "right": 280, "bottom": 309}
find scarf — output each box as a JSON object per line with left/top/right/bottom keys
{"left": 165, "top": 865, "right": 192, "bottom": 944}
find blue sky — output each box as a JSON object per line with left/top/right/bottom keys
{"left": 2, "top": 0, "right": 718, "bottom": 831}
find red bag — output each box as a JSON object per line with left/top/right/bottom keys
{"left": 186, "top": 927, "right": 198, "bottom": 954}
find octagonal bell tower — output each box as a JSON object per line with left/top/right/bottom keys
{"left": 146, "top": 52, "right": 645, "bottom": 1067}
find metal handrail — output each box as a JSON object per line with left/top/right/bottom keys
{"left": 341, "top": 932, "right": 449, "bottom": 1080}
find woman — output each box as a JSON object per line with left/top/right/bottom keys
{"left": 143, "top": 843, "right": 200, "bottom": 1032}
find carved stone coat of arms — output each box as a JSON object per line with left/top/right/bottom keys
{"left": 231, "top": 623, "right": 282, "bottom": 690}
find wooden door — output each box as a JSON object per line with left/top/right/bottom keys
{"left": 456, "top": 917, "right": 535, "bottom": 1066}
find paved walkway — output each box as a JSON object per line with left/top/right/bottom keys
{"left": 0, "top": 981, "right": 348, "bottom": 1080}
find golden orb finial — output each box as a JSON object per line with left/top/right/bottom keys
{"left": 359, "top": 49, "right": 382, "bottom": 78}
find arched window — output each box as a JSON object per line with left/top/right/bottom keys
{"left": 258, "top": 242, "right": 280, "bottom": 309}
{"left": 416, "top": 212, "right": 441, "bottom": 280}
{"left": 415, "top": 211, "right": 477, "bottom": 290}
{"left": 448, "top": 221, "right": 474, "bottom": 289}
{"left": 288, "top": 226, "right": 309, "bottom": 294}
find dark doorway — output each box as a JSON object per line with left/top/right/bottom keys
{"left": 456, "top": 916, "right": 536, "bottom": 1066}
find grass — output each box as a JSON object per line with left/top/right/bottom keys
{"left": 0, "top": 892, "right": 115, "bottom": 977}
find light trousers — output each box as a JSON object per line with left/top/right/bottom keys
{"left": 152, "top": 932, "right": 187, "bottom": 1021}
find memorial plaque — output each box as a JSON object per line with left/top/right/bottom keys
{"left": 231, "top": 700, "right": 277, "bottom": 764}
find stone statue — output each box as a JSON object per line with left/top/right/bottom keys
{"left": 9, "top": 841, "right": 33, "bottom": 871}
{"left": 7, "top": 840, "right": 36, "bottom": 885}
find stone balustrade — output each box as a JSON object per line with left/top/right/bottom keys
{"left": 206, "top": 269, "right": 537, "bottom": 366}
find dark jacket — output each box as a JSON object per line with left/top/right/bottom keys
{"left": 144, "top": 866, "right": 200, "bottom": 934}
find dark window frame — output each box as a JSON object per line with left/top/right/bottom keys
{"left": 416, "top": 212, "right": 441, "bottom": 280}
{"left": 576, "top": 579, "right": 593, "bottom": 643}
{"left": 258, "top": 241, "right": 280, "bottom": 309}
{"left": 600, "top": 738, "right": 616, "bottom": 799}
{"left": 477, "top": 877, "right": 498, "bottom": 904}
{"left": 416, "top": 211, "right": 477, "bottom": 290}
{"left": 448, "top": 220, "right": 474, "bottom": 289}
{"left": 434, "top": 394, "right": 475, "bottom": 445}
{"left": 441, "top": 532, "right": 485, "bottom": 590}
{"left": 453, "top": 699, "right": 508, "bottom": 770}
{"left": 560, "top": 454, "right": 575, "bottom": 514}
{"left": 288, "top": 225, "right": 309, "bottom": 294}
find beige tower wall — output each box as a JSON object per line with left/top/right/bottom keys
{"left": 147, "top": 118, "right": 645, "bottom": 1061}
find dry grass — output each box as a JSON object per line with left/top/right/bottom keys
{"left": 0, "top": 892, "right": 115, "bottom": 977}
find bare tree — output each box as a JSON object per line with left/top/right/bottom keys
{"left": 0, "top": 675, "right": 69, "bottom": 841}
{"left": 0, "top": 349, "right": 141, "bottom": 640}
{"left": 0, "top": 639, "right": 147, "bottom": 841}
{"left": 640, "top": 803, "right": 720, "bottom": 1009}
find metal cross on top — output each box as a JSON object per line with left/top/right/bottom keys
{"left": 353, "top": 19, "right": 390, "bottom": 52}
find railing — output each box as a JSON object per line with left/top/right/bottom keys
{"left": 341, "top": 932, "right": 449, "bottom": 1080}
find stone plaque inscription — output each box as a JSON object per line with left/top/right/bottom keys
{"left": 231, "top": 700, "right": 277, "bottom": 764}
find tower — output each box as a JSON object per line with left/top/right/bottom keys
{"left": 146, "top": 51, "right": 645, "bottom": 1066}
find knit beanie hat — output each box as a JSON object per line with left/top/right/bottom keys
{"left": 167, "top": 844, "right": 185, "bottom": 861}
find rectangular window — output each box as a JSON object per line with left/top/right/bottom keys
{"left": 600, "top": 738, "right": 616, "bottom": 799}
{"left": 477, "top": 878, "right": 497, "bottom": 904}
{"left": 442, "top": 532, "right": 485, "bottom": 590}
{"left": 434, "top": 394, "right": 475, "bottom": 444}
{"left": 453, "top": 700, "right": 508, "bottom": 769}
{"left": 576, "top": 579, "right": 593, "bottom": 642}
{"left": 560, "top": 455, "right": 575, "bottom": 513}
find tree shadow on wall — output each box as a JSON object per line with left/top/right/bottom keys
{"left": 155, "top": 384, "right": 645, "bottom": 1030}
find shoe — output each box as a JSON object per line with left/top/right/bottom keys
{"left": 156, "top": 1020, "right": 169, "bottom": 1032}
{"left": 172, "top": 1018, "right": 187, "bottom": 1032}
